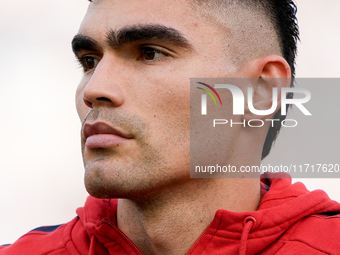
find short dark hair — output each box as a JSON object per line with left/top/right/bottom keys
{"left": 248, "top": 0, "right": 299, "bottom": 159}
{"left": 191, "top": 0, "right": 299, "bottom": 159}
{"left": 85, "top": 0, "right": 299, "bottom": 159}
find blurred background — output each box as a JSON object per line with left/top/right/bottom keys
{"left": 0, "top": 0, "right": 339, "bottom": 245}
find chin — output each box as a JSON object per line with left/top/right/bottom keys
{"left": 84, "top": 170, "right": 153, "bottom": 200}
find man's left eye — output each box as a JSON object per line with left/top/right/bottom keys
{"left": 140, "top": 47, "right": 169, "bottom": 62}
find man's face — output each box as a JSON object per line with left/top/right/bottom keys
{"left": 75, "top": 0, "right": 242, "bottom": 199}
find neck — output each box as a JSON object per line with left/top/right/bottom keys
{"left": 117, "top": 178, "right": 261, "bottom": 255}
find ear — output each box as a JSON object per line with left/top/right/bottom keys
{"left": 243, "top": 55, "right": 291, "bottom": 121}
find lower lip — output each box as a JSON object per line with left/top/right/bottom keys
{"left": 85, "top": 134, "right": 129, "bottom": 149}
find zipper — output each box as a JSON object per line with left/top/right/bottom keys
{"left": 185, "top": 222, "right": 213, "bottom": 255}
{"left": 98, "top": 220, "right": 144, "bottom": 255}
{"left": 98, "top": 218, "right": 213, "bottom": 255}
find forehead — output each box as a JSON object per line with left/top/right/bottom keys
{"left": 79, "top": 0, "right": 221, "bottom": 44}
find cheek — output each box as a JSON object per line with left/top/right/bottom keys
{"left": 130, "top": 64, "right": 190, "bottom": 117}
{"left": 149, "top": 78, "right": 190, "bottom": 125}
{"left": 75, "top": 82, "right": 90, "bottom": 121}
{"left": 149, "top": 82, "right": 190, "bottom": 148}
{"left": 148, "top": 66, "right": 190, "bottom": 105}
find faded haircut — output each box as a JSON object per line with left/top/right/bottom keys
{"left": 86, "top": 0, "right": 299, "bottom": 159}
{"left": 190, "top": 0, "right": 299, "bottom": 159}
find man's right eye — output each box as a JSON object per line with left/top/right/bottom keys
{"left": 79, "top": 56, "right": 99, "bottom": 72}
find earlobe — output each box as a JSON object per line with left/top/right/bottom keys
{"left": 243, "top": 55, "right": 291, "bottom": 120}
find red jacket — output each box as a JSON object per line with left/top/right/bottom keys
{"left": 1, "top": 174, "right": 340, "bottom": 255}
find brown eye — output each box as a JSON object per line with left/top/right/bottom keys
{"left": 142, "top": 48, "right": 158, "bottom": 61}
{"left": 80, "top": 56, "right": 98, "bottom": 71}
{"left": 140, "top": 47, "right": 169, "bottom": 62}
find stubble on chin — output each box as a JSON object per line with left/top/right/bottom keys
{"left": 81, "top": 109, "right": 169, "bottom": 199}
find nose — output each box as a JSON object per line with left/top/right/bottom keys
{"left": 82, "top": 56, "right": 125, "bottom": 109}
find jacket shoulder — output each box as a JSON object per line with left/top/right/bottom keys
{"left": 0, "top": 217, "right": 84, "bottom": 255}
{"left": 269, "top": 212, "right": 340, "bottom": 254}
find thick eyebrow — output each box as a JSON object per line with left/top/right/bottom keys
{"left": 71, "top": 35, "right": 102, "bottom": 55}
{"left": 106, "top": 24, "right": 194, "bottom": 51}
